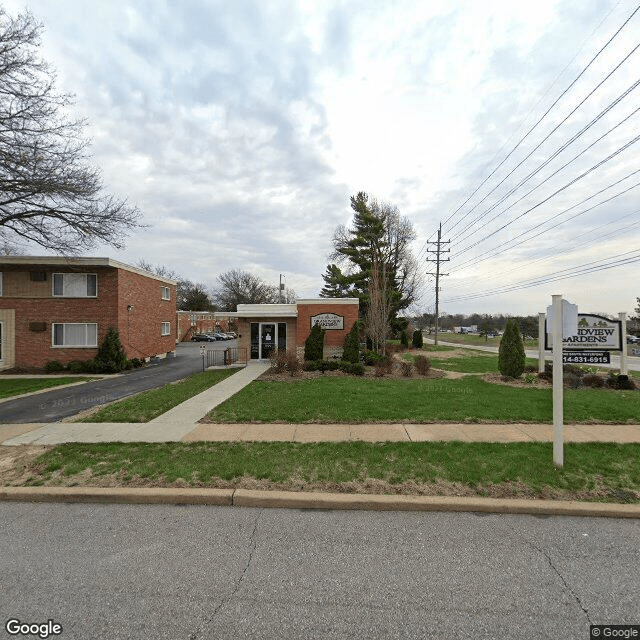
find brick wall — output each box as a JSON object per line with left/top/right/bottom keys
{"left": 0, "top": 264, "right": 177, "bottom": 370}
{"left": 296, "top": 300, "right": 359, "bottom": 359}
{"left": 116, "top": 268, "right": 176, "bottom": 359}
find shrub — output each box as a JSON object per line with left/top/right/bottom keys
{"left": 342, "top": 320, "right": 360, "bottom": 364}
{"left": 498, "top": 319, "right": 526, "bottom": 378}
{"left": 400, "top": 360, "right": 413, "bottom": 377}
{"left": 374, "top": 357, "right": 394, "bottom": 377}
{"left": 95, "top": 328, "right": 129, "bottom": 373}
{"left": 362, "top": 350, "right": 384, "bottom": 366}
{"left": 285, "top": 351, "right": 302, "bottom": 377}
{"left": 582, "top": 374, "right": 604, "bottom": 388}
{"left": 66, "top": 360, "right": 85, "bottom": 374}
{"left": 130, "top": 358, "right": 145, "bottom": 368}
{"left": 270, "top": 350, "right": 288, "bottom": 374}
{"left": 304, "top": 323, "right": 325, "bottom": 361}
{"left": 412, "top": 330, "right": 423, "bottom": 349}
{"left": 400, "top": 330, "right": 409, "bottom": 349}
{"left": 45, "top": 360, "right": 64, "bottom": 373}
{"left": 341, "top": 362, "right": 365, "bottom": 376}
{"left": 414, "top": 355, "right": 431, "bottom": 376}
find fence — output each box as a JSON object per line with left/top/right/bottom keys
{"left": 206, "top": 347, "right": 247, "bottom": 367}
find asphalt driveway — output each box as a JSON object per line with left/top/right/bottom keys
{"left": 0, "top": 341, "right": 237, "bottom": 423}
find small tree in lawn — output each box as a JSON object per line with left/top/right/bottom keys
{"left": 498, "top": 318, "right": 526, "bottom": 378}
{"left": 304, "top": 323, "right": 325, "bottom": 361}
{"left": 400, "top": 330, "right": 409, "bottom": 349}
{"left": 95, "top": 328, "right": 129, "bottom": 373}
{"left": 412, "top": 329, "right": 423, "bottom": 349}
{"left": 342, "top": 320, "right": 360, "bottom": 364}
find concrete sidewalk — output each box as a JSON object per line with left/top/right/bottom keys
{"left": 3, "top": 419, "right": 640, "bottom": 446}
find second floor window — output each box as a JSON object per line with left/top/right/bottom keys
{"left": 53, "top": 273, "right": 97, "bottom": 297}
{"left": 161, "top": 286, "right": 170, "bottom": 300}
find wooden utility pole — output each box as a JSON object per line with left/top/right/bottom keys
{"left": 426, "top": 223, "right": 450, "bottom": 346}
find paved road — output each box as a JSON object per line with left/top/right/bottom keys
{"left": 1, "top": 503, "right": 638, "bottom": 639}
{"left": 0, "top": 341, "right": 236, "bottom": 424}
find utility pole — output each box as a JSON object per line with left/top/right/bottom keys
{"left": 426, "top": 223, "right": 450, "bottom": 346}
{"left": 279, "top": 274, "right": 285, "bottom": 303}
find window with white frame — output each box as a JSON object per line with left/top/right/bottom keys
{"left": 161, "top": 286, "right": 170, "bottom": 300}
{"left": 52, "top": 323, "right": 98, "bottom": 347}
{"left": 53, "top": 273, "right": 97, "bottom": 297}
{"left": 161, "top": 322, "right": 171, "bottom": 336}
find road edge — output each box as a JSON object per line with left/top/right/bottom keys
{"left": 1, "top": 486, "right": 638, "bottom": 518}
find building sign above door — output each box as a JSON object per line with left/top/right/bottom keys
{"left": 311, "top": 313, "right": 344, "bottom": 330}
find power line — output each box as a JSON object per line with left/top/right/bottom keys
{"left": 441, "top": 3, "right": 640, "bottom": 236}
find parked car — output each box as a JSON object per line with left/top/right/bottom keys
{"left": 212, "top": 332, "right": 229, "bottom": 341}
{"left": 191, "top": 333, "right": 216, "bottom": 342}
{"left": 224, "top": 332, "right": 237, "bottom": 339}
{"left": 627, "top": 335, "right": 640, "bottom": 344}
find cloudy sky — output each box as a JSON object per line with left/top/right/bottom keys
{"left": 4, "top": 0, "right": 640, "bottom": 317}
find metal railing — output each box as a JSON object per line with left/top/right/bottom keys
{"left": 206, "top": 347, "right": 247, "bottom": 367}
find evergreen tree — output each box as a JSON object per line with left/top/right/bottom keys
{"left": 304, "top": 323, "right": 325, "bottom": 361}
{"left": 342, "top": 320, "right": 360, "bottom": 363}
{"left": 412, "top": 330, "right": 423, "bottom": 349}
{"left": 498, "top": 319, "right": 526, "bottom": 378}
{"left": 400, "top": 330, "right": 409, "bottom": 348}
{"left": 320, "top": 264, "right": 352, "bottom": 298}
{"left": 95, "top": 328, "right": 129, "bottom": 373}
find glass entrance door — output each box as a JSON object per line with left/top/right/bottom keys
{"left": 261, "top": 323, "right": 276, "bottom": 359}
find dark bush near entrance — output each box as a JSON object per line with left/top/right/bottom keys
{"left": 412, "top": 330, "right": 424, "bottom": 349}
{"left": 304, "top": 323, "right": 325, "bottom": 361}
{"left": 95, "top": 328, "right": 129, "bottom": 373}
{"left": 498, "top": 319, "right": 526, "bottom": 378}
{"left": 342, "top": 320, "right": 360, "bottom": 364}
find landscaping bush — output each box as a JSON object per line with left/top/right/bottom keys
{"left": 342, "top": 320, "right": 360, "bottom": 364}
{"left": 285, "top": 351, "right": 302, "bottom": 377}
{"left": 400, "top": 330, "right": 409, "bottom": 349}
{"left": 414, "top": 355, "right": 431, "bottom": 376}
{"left": 130, "top": 358, "right": 145, "bottom": 368}
{"left": 45, "top": 360, "right": 64, "bottom": 373}
{"left": 412, "top": 330, "right": 423, "bottom": 349}
{"left": 583, "top": 373, "right": 604, "bottom": 388}
{"left": 498, "top": 319, "right": 526, "bottom": 378}
{"left": 304, "top": 323, "right": 325, "bottom": 361}
{"left": 341, "top": 362, "right": 365, "bottom": 376}
{"left": 95, "top": 328, "right": 129, "bottom": 373}
{"left": 400, "top": 360, "right": 413, "bottom": 377}
{"left": 270, "top": 350, "right": 288, "bottom": 374}
{"left": 66, "top": 360, "right": 86, "bottom": 374}
{"left": 374, "top": 357, "right": 394, "bottom": 377}
{"left": 361, "top": 350, "right": 384, "bottom": 366}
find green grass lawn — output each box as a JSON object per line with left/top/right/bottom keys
{"left": 0, "top": 377, "right": 95, "bottom": 399}
{"left": 23, "top": 441, "right": 640, "bottom": 503}
{"left": 206, "top": 376, "right": 640, "bottom": 424}
{"left": 428, "top": 333, "right": 539, "bottom": 348}
{"left": 77, "top": 369, "right": 238, "bottom": 422}
{"left": 404, "top": 349, "right": 538, "bottom": 373}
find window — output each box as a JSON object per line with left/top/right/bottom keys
{"left": 161, "top": 286, "right": 170, "bottom": 300}
{"left": 161, "top": 322, "right": 171, "bottom": 336}
{"left": 30, "top": 271, "right": 47, "bottom": 281}
{"left": 53, "top": 273, "right": 97, "bottom": 297}
{"left": 52, "top": 323, "right": 98, "bottom": 347}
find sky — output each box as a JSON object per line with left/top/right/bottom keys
{"left": 3, "top": 0, "right": 640, "bottom": 318}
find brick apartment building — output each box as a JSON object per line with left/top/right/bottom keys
{"left": 176, "top": 310, "right": 236, "bottom": 342}
{"left": 233, "top": 298, "right": 359, "bottom": 360}
{"left": 0, "top": 257, "right": 177, "bottom": 370}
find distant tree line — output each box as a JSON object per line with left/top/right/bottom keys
{"left": 137, "top": 260, "right": 296, "bottom": 312}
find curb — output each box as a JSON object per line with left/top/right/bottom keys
{"left": 1, "top": 486, "right": 639, "bottom": 518}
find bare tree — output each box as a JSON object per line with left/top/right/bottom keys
{"left": 0, "top": 9, "right": 142, "bottom": 253}
{"left": 364, "top": 256, "right": 392, "bottom": 353}
{"left": 135, "top": 259, "right": 205, "bottom": 310}
{"left": 214, "top": 268, "right": 296, "bottom": 311}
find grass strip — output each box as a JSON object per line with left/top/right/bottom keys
{"left": 404, "top": 349, "right": 538, "bottom": 373}
{"left": 0, "top": 377, "right": 95, "bottom": 399}
{"left": 25, "top": 441, "right": 640, "bottom": 503}
{"left": 77, "top": 369, "right": 238, "bottom": 422}
{"left": 206, "top": 376, "right": 640, "bottom": 424}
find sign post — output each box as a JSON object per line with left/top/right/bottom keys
{"left": 537, "top": 312, "right": 545, "bottom": 373}
{"left": 200, "top": 345, "right": 206, "bottom": 372}
{"left": 551, "top": 295, "right": 564, "bottom": 467}
{"left": 619, "top": 312, "right": 627, "bottom": 375}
